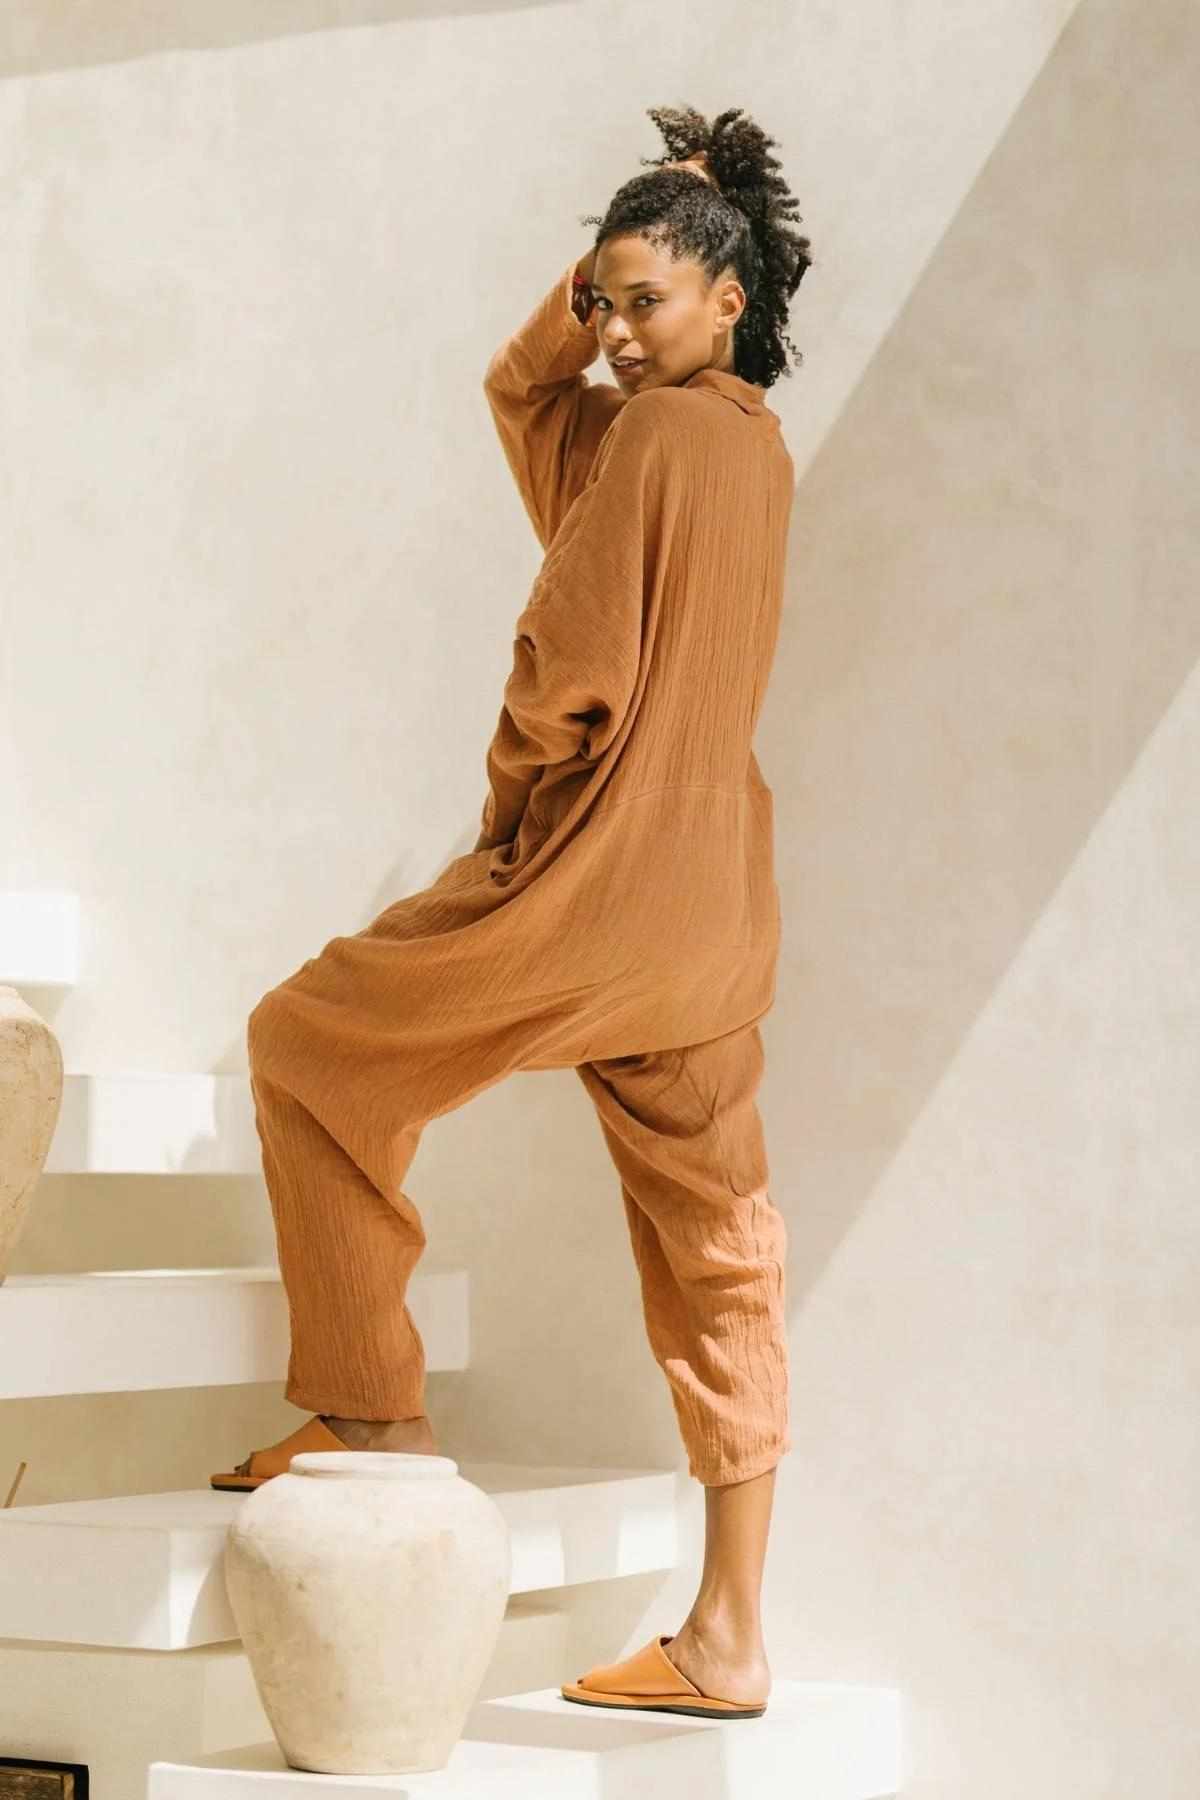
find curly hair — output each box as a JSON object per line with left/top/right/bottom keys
{"left": 578, "top": 104, "right": 814, "bottom": 390}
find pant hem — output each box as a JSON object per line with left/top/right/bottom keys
{"left": 690, "top": 1440, "right": 790, "bottom": 1487}
{"left": 285, "top": 1388, "right": 427, "bottom": 1422}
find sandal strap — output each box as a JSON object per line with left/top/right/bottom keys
{"left": 246, "top": 1414, "right": 346, "bottom": 1477}
{"left": 576, "top": 1635, "right": 704, "bottom": 1700}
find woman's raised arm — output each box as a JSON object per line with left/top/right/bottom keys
{"left": 482, "top": 256, "right": 624, "bottom": 551}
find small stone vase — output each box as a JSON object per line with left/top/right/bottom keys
{"left": 223, "top": 1450, "right": 511, "bottom": 1775}
{"left": 0, "top": 985, "right": 64, "bottom": 1284}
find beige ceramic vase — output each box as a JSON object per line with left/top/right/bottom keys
{"left": 223, "top": 1449, "right": 511, "bottom": 1775}
{"left": 0, "top": 985, "right": 64, "bottom": 1283}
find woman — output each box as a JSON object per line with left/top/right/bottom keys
{"left": 212, "top": 103, "right": 813, "bottom": 1721}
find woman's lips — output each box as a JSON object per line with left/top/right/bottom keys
{"left": 612, "top": 359, "right": 647, "bottom": 381}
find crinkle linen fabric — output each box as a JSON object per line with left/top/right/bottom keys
{"left": 247, "top": 262, "right": 796, "bottom": 1485}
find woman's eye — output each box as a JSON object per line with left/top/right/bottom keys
{"left": 595, "top": 296, "right": 659, "bottom": 310}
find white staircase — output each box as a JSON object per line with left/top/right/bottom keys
{"left": 0, "top": 1462, "right": 679, "bottom": 1649}
{"left": 0, "top": 1265, "right": 468, "bottom": 1398}
{"left": 0, "top": 910, "right": 903, "bottom": 1797}
{"left": 0, "top": 1248, "right": 690, "bottom": 1793}
{"left": 43, "top": 1072, "right": 268, "bottom": 1175}
{"left": 147, "top": 1682, "right": 903, "bottom": 1797}
{"left": 0, "top": 889, "right": 80, "bottom": 988}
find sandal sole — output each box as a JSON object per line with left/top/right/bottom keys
{"left": 560, "top": 1685, "right": 766, "bottom": 1719}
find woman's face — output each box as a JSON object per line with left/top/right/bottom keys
{"left": 591, "top": 235, "right": 745, "bottom": 394}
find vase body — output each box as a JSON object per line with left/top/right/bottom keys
{"left": 0, "top": 985, "right": 64, "bottom": 1283}
{"left": 223, "top": 1450, "right": 511, "bottom": 1775}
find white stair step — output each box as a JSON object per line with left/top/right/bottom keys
{"left": 45, "top": 1073, "right": 260, "bottom": 1175}
{"left": 0, "top": 1266, "right": 468, "bottom": 1399}
{"left": 147, "top": 1681, "right": 902, "bottom": 1799}
{"left": 0, "top": 1603, "right": 569, "bottom": 1800}
{"left": 0, "top": 1464, "right": 678, "bottom": 1648}
{"left": 0, "top": 890, "right": 81, "bottom": 987}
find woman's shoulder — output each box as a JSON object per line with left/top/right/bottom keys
{"left": 596, "top": 383, "right": 723, "bottom": 468}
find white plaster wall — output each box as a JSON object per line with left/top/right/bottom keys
{"left": 3, "top": 1, "right": 1197, "bottom": 1793}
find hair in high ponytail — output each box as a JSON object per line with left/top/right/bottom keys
{"left": 578, "top": 104, "right": 814, "bottom": 390}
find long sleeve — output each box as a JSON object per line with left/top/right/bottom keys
{"left": 483, "top": 261, "right": 625, "bottom": 551}
{"left": 480, "top": 392, "right": 674, "bottom": 847}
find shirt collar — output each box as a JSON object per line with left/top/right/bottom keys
{"left": 681, "top": 365, "right": 767, "bottom": 415}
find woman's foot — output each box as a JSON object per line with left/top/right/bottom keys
{"left": 665, "top": 1614, "right": 772, "bottom": 1705}
{"left": 229, "top": 1412, "right": 438, "bottom": 1477}
{"left": 320, "top": 1413, "right": 439, "bottom": 1455}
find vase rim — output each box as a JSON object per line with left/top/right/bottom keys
{"left": 290, "top": 1451, "right": 459, "bottom": 1480}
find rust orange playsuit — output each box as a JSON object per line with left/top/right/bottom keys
{"left": 242, "top": 262, "right": 795, "bottom": 1486}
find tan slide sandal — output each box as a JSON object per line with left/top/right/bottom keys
{"left": 210, "top": 1414, "right": 348, "bottom": 1491}
{"left": 560, "top": 1633, "right": 768, "bottom": 1720}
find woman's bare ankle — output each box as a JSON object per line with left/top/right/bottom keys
{"left": 322, "top": 1413, "right": 438, "bottom": 1452}
{"left": 676, "top": 1603, "right": 767, "bottom": 1661}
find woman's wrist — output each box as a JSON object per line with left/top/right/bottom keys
{"left": 570, "top": 265, "right": 594, "bottom": 326}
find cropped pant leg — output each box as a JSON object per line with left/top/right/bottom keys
{"left": 246, "top": 1056, "right": 432, "bottom": 1422}
{"left": 574, "top": 1020, "right": 791, "bottom": 1488}
{"left": 243, "top": 928, "right": 600, "bottom": 1423}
